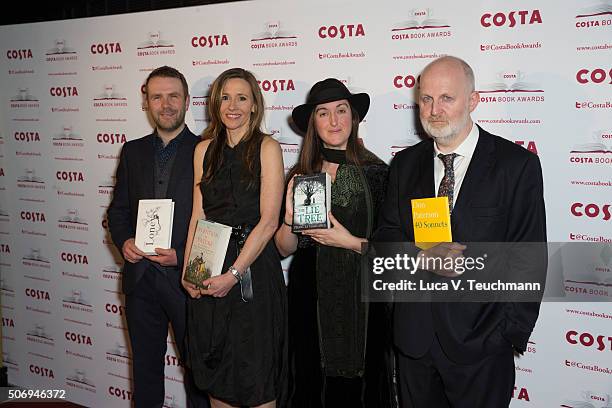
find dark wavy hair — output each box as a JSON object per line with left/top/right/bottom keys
{"left": 202, "top": 68, "right": 266, "bottom": 185}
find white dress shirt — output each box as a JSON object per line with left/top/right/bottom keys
{"left": 433, "top": 123, "right": 480, "bottom": 208}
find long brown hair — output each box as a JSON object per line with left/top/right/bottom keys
{"left": 202, "top": 68, "right": 266, "bottom": 184}
{"left": 288, "top": 104, "right": 381, "bottom": 179}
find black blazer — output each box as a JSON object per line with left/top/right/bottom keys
{"left": 374, "top": 126, "right": 547, "bottom": 364}
{"left": 107, "top": 127, "right": 199, "bottom": 295}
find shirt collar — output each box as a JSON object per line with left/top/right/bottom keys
{"left": 154, "top": 125, "right": 188, "bottom": 150}
{"left": 433, "top": 122, "right": 479, "bottom": 159}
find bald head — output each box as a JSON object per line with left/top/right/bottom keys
{"left": 417, "top": 55, "right": 480, "bottom": 152}
{"left": 420, "top": 56, "right": 475, "bottom": 93}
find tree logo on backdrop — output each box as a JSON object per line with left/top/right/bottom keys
{"left": 93, "top": 84, "right": 128, "bottom": 108}
{"left": 391, "top": 8, "right": 451, "bottom": 40}
{"left": 3, "top": 353, "right": 19, "bottom": 372}
{"left": 101, "top": 264, "right": 122, "bottom": 281}
{"left": 26, "top": 323, "right": 54, "bottom": 346}
{"left": 251, "top": 21, "right": 298, "bottom": 48}
{"left": 0, "top": 277, "right": 15, "bottom": 297}
{"left": 63, "top": 288, "right": 93, "bottom": 313}
{"left": 137, "top": 30, "right": 176, "bottom": 56}
{"left": 58, "top": 208, "right": 89, "bottom": 232}
{"left": 563, "top": 391, "right": 612, "bottom": 407}
{"left": 569, "top": 129, "right": 612, "bottom": 166}
{"left": 22, "top": 248, "right": 51, "bottom": 270}
{"left": 66, "top": 369, "right": 96, "bottom": 393}
{"left": 46, "top": 39, "right": 78, "bottom": 62}
{"left": 478, "top": 70, "right": 544, "bottom": 104}
{"left": 17, "top": 168, "right": 44, "bottom": 189}
{"left": 575, "top": 2, "right": 612, "bottom": 29}
{"left": 9, "top": 87, "right": 39, "bottom": 109}
{"left": 53, "top": 125, "right": 84, "bottom": 148}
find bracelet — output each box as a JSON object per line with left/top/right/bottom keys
{"left": 283, "top": 219, "right": 293, "bottom": 227}
{"left": 229, "top": 265, "right": 242, "bottom": 282}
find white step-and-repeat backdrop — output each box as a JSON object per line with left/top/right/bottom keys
{"left": 0, "top": 0, "right": 610, "bottom": 406}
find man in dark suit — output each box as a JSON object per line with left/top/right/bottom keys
{"left": 374, "top": 56, "right": 547, "bottom": 407}
{"left": 108, "top": 66, "right": 207, "bottom": 408}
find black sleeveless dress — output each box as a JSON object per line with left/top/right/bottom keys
{"left": 186, "top": 141, "right": 287, "bottom": 406}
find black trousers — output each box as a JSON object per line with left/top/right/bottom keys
{"left": 125, "top": 266, "right": 209, "bottom": 408}
{"left": 397, "top": 335, "right": 515, "bottom": 408}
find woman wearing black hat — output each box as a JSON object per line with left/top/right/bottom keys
{"left": 275, "top": 78, "right": 395, "bottom": 407}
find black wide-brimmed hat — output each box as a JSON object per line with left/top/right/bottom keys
{"left": 291, "top": 78, "right": 370, "bottom": 133}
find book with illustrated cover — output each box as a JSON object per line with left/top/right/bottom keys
{"left": 184, "top": 219, "right": 232, "bottom": 288}
{"left": 411, "top": 197, "right": 452, "bottom": 250}
{"left": 292, "top": 173, "right": 331, "bottom": 232}
{"left": 135, "top": 199, "right": 175, "bottom": 255}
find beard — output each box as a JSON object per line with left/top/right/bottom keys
{"left": 152, "top": 108, "right": 186, "bottom": 133}
{"left": 420, "top": 113, "right": 470, "bottom": 145}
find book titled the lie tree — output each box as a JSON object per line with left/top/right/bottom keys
{"left": 184, "top": 219, "right": 232, "bottom": 288}
{"left": 134, "top": 199, "right": 174, "bottom": 255}
{"left": 292, "top": 173, "right": 331, "bottom": 232}
{"left": 411, "top": 197, "right": 452, "bottom": 250}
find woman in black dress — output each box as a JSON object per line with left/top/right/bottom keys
{"left": 182, "top": 68, "right": 286, "bottom": 408}
{"left": 274, "top": 78, "right": 395, "bottom": 407}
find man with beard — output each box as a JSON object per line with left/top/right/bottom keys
{"left": 108, "top": 66, "right": 208, "bottom": 408}
{"left": 375, "top": 56, "right": 546, "bottom": 407}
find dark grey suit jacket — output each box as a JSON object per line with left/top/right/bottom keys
{"left": 107, "top": 127, "right": 199, "bottom": 294}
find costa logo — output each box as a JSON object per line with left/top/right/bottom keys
{"left": 29, "top": 364, "right": 55, "bottom": 379}
{"left": 393, "top": 75, "right": 417, "bottom": 89}
{"left": 257, "top": 79, "right": 295, "bottom": 93}
{"left": 165, "top": 355, "right": 183, "bottom": 367}
{"left": 14, "top": 131, "right": 40, "bottom": 142}
{"left": 6, "top": 49, "right": 33, "bottom": 60}
{"left": 97, "top": 133, "right": 126, "bottom": 145}
{"left": 108, "top": 386, "right": 132, "bottom": 401}
{"left": 25, "top": 288, "right": 51, "bottom": 301}
{"left": 480, "top": 10, "right": 542, "bottom": 28}
{"left": 191, "top": 34, "right": 229, "bottom": 48}
{"left": 60, "top": 252, "right": 89, "bottom": 264}
{"left": 514, "top": 140, "right": 538, "bottom": 154}
{"left": 576, "top": 68, "right": 612, "bottom": 84}
{"left": 571, "top": 203, "right": 611, "bottom": 221}
{"left": 90, "top": 42, "right": 122, "bottom": 54}
{"left": 0, "top": 168, "right": 4, "bottom": 177}
{"left": 0, "top": 244, "right": 10, "bottom": 253}
{"left": 318, "top": 24, "right": 365, "bottom": 39}
{"left": 56, "top": 171, "right": 84, "bottom": 182}
{"left": 2, "top": 317, "right": 14, "bottom": 327}
{"left": 102, "top": 217, "right": 108, "bottom": 230}
{"left": 65, "top": 331, "right": 93, "bottom": 346}
{"left": 20, "top": 211, "right": 46, "bottom": 222}
{"left": 512, "top": 386, "right": 530, "bottom": 401}
{"left": 566, "top": 330, "right": 612, "bottom": 351}
{"left": 50, "top": 86, "right": 78, "bottom": 97}
{"left": 105, "top": 303, "right": 125, "bottom": 316}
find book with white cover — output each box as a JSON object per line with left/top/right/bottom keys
{"left": 135, "top": 199, "right": 175, "bottom": 255}
{"left": 184, "top": 219, "right": 232, "bottom": 288}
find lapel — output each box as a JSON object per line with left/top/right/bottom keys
{"left": 416, "top": 140, "right": 435, "bottom": 198}
{"left": 166, "top": 130, "right": 194, "bottom": 199}
{"left": 140, "top": 134, "right": 156, "bottom": 199}
{"left": 452, "top": 127, "right": 495, "bottom": 233}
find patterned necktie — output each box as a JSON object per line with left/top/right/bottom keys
{"left": 437, "top": 153, "right": 458, "bottom": 213}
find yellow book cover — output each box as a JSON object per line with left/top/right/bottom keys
{"left": 411, "top": 197, "right": 452, "bottom": 249}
